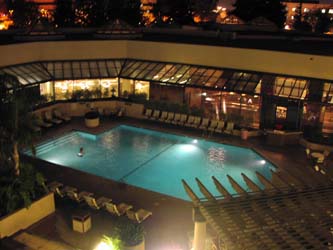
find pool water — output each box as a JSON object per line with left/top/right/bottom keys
{"left": 28, "top": 125, "right": 276, "bottom": 201}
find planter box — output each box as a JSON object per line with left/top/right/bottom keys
{"left": 85, "top": 117, "right": 100, "bottom": 128}
{"left": 124, "top": 239, "right": 145, "bottom": 250}
{"left": 0, "top": 193, "right": 55, "bottom": 239}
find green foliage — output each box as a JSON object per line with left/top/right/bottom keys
{"left": 9, "top": 0, "right": 39, "bottom": 28}
{"left": 54, "top": 0, "right": 75, "bottom": 27}
{"left": 101, "top": 235, "right": 123, "bottom": 250}
{"left": 115, "top": 217, "right": 145, "bottom": 246}
{"left": 71, "top": 90, "right": 84, "bottom": 100}
{"left": 128, "top": 93, "right": 148, "bottom": 103}
{"left": 0, "top": 163, "right": 47, "bottom": 216}
{"left": 232, "top": 0, "right": 286, "bottom": 28}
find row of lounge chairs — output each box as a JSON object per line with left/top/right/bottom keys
{"left": 48, "top": 181, "right": 152, "bottom": 223}
{"left": 144, "top": 109, "right": 235, "bottom": 134}
{"left": 32, "top": 109, "right": 71, "bottom": 133}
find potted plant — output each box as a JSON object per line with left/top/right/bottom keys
{"left": 116, "top": 217, "right": 145, "bottom": 250}
{"left": 84, "top": 110, "right": 100, "bottom": 128}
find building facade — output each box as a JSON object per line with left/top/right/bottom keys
{"left": 0, "top": 38, "right": 333, "bottom": 143}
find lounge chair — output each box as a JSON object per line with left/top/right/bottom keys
{"left": 84, "top": 196, "right": 112, "bottom": 210}
{"left": 165, "top": 112, "right": 175, "bottom": 123}
{"left": 63, "top": 186, "right": 92, "bottom": 203}
{"left": 48, "top": 181, "right": 65, "bottom": 197}
{"left": 151, "top": 110, "right": 161, "bottom": 120}
{"left": 126, "top": 208, "right": 152, "bottom": 223}
{"left": 158, "top": 111, "right": 168, "bottom": 122}
{"left": 305, "top": 148, "right": 311, "bottom": 159}
{"left": 214, "top": 121, "right": 225, "bottom": 133}
{"left": 54, "top": 109, "right": 71, "bottom": 122}
{"left": 44, "top": 111, "right": 62, "bottom": 125}
{"left": 224, "top": 121, "right": 234, "bottom": 134}
{"left": 185, "top": 115, "right": 196, "bottom": 127}
{"left": 199, "top": 118, "right": 210, "bottom": 130}
{"left": 207, "top": 120, "right": 218, "bottom": 133}
{"left": 171, "top": 113, "right": 181, "bottom": 125}
{"left": 105, "top": 202, "right": 133, "bottom": 216}
{"left": 144, "top": 109, "right": 152, "bottom": 119}
{"left": 177, "top": 114, "right": 188, "bottom": 126}
{"left": 36, "top": 114, "right": 53, "bottom": 128}
{"left": 189, "top": 116, "right": 201, "bottom": 128}
{"left": 117, "top": 107, "right": 125, "bottom": 117}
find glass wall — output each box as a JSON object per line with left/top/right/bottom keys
{"left": 134, "top": 80, "right": 150, "bottom": 99}
{"left": 120, "top": 78, "right": 134, "bottom": 98}
{"left": 53, "top": 78, "right": 118, "bottom": 100}
{"left": 40, "top": 81, "right": 54, "bottom": 101}
{"left": 101, "top": 78, "right": 118, "bottom": 98}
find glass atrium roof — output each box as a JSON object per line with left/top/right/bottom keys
{"left": 0, "top": 59, "right": 329, "bottom": 99}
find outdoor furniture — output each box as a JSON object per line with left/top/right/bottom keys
{"left": 207, "top": 120, "right": 219, "bottom": 133}
{"left": 185, "top": 115, "right": 196, "bottom": 127}
{"left": 177, "top": 114, "right": 188, "bottom": 126}
{"left": 48, "top": 181, "right": 65, "bottom": 197}
{"left": 84, "top": 196, "right": 112, "bottom": 210}
{"left": 158, "top": 111, "right": 168, "bottom": 122}
{"left": 105, "top": 202, "right": 133, "bottom": 216}
{"left": 189, "top": 116, "right": 201, "bottom": 128}
{"left": 224, "top": 122, "right": 235, "bottom": 135}
{"left": 72, "top": 210, "right": 91, "bottom": 233}
{"left": 144, "top": 109, "right": 152, "bottom": 119}
{"left": 199, "top": 118, "right": 210, "bottom": 130}
{"left": 214, "top": 121, "right": 225, "bottom": 133}
{"left": 36, "top": 114, "right": 53, "bottom": 128}
{"left": 171, "top": 113, "right": 181, "bottom": 125}
{"left": 44, "top": 111, "right": 62, "bottom": 125}
{"left": 53, "top": 109, "right": 71, "bottom": 122}
{"left": 165, "top": 112, "right": 175, "bottom": 123}
{"left": 63, "top": 186, "right": 91, "bottom": 203}
{"left": 151, "top": 110, "right": 161, "bottom": 120}
{"left": 126, "top": 208, "right": 152, "bottom": 223}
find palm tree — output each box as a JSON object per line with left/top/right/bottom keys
{"left": 0, "top": 73, "right": 37, "bottom": 176}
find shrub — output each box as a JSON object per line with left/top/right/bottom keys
{"left": 0, "top": 163, "right": 47, "bottom": 216}
{"left": 84, "top": 110, "right": 99, "bottom": 119}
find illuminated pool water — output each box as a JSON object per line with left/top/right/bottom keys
{"left": 28, "top": 125, "right": 276, "bottom": 200}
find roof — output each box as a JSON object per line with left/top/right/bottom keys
{"left": 182, "top": 170, "right": 333, "bottom": 250}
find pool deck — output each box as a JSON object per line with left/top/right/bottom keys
{"left": 18, "top": 116, "right": 330, "bottom": 250}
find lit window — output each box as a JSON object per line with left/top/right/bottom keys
{"left": 276, "top": 106, "right": 287, "bottom": 120}
{"left": 322, "top": 9, "right": 326, "bottom": 13}
{"left": 329, "top": 9, "right": 333, "bottom": 14}
{"left": 292, "top": 7, "right": 296, "bottom": 12}
{"left": 304, "top": 8, "right": 309, "bottom": 12}
{"left": 291, "top": 15, "right": 294, "bottom": 20}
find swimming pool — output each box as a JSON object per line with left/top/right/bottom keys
{"left": 28, "top": 125, "right": 276, "bottom": 200}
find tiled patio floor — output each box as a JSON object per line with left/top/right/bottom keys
{"left": 19, "top": 116, "right": 331, "bottom": 250}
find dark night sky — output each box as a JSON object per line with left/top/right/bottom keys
{"left": 220, "top": 0, "right": 333, "bottom": 9}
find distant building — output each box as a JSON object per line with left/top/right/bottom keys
{"left": 283, "top": 0, "right": 333, "bottom": 27}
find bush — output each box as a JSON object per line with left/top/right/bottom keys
{"left": 0, "top": 163, "right": 47, "bottom": 216}
{"left": 84, "top": 111, "right": 99, "bottom": 119}
{"left": 115, "top": 217, "right": 145, "bottom": 246}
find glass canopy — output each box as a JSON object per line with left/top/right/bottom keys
{"left": 0, "top": 59, "right": 329, "bottom": 100}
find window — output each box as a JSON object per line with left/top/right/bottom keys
{"left": 276, "top": 106, "right": 287, "bottom": 120}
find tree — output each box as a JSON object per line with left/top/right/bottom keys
{"left": 190, "top": 0, "right": 217, "bottom": 22}
{"left": 0, "top": 74, "right": 37, "bottom": 176}
{"left": 0, "top": 74, "right": 47, "bottom": 216}
{"left": 74, "top": 0, "right": 98, "bottom": 27}
{"left": 108, "top": 0, "right": 141, "bottom": 26}
{"left": 7, "top": 0, "right": 39, "bottom": 28}
{"left": 54, "top": 0, "right": 75, "bottom": 27}
{"left": 232, "top": 0, "right": 286, "bottom": 29}
{"left": 153, "top": 0, "right": 192, "bottom": 25}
